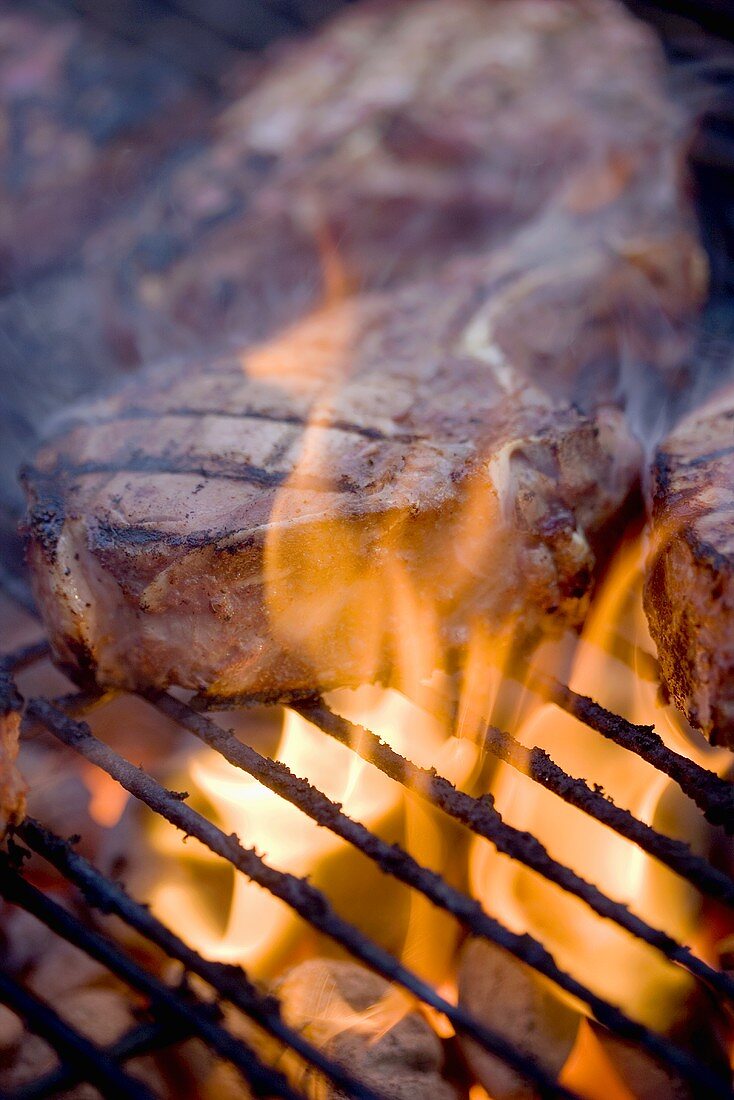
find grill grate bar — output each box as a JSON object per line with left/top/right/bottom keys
{"left": 1, "top": 642, "right": 50, "bottom": 675}
{"left": 542, "top": 677, "right": 734, "bottom": 832}
{"left": 412, "top": 677, "right": 734, "bottom": 906}
{"left": 7, "top": 641, "right": 732, "bottom": 898}
{"left": 16, "top": 816, "right": 389, "bottom": 1100}
{"left": 149, "top": 692, "right": 705, "bottom": 1003}
{"left": 25, "top": 696, "right": 583, "bottom": 1100}
{"left": 0, "top": 970, "right": 156, "bottom": 1100}
{"left": 5, "top": 635, "right": 734, "bottom": 1095}
{"left": 475, "top": 715, "right": 734, "bottom": 905}
{"left": 148, "top": 691, "right": 734, "bottom": 1089}
{"left": 0, "top": 642, "right": 48, "bottom": 719}
{"left": 27, "top": 695, "right": 734, "bottom": 1099}
{"left": 12, "top": 1019, "right": 191, "bottom": 1100}
{"left": 0, "top": 860, "right": 306, "bottom": 1100}
{"left": 297, "top": 699, "right": 734, "bottom": 1002}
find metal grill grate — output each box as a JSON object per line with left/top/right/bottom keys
{"left": 2, "top": 600, "right": 733, "bottom": 1100}
{"left": 1, "top": 1, "right": 733, "bottom": 1095}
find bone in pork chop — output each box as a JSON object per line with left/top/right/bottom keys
{"left": 645, "top": 390, "right": 734, "bottom": 749}
{"left": 23, "top": 259, "right": 641, "bottom": 700}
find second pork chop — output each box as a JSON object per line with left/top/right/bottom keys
{"left": 24, "top": 258, "right": 641, "bottom": 700}
{"left": 86, "top": 0, "right": 703, "bottom": 363}
{"left": 645, "top": 389, "right": 734, "bottom": 749}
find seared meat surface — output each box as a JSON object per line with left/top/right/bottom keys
{"left": 24, "top": 260, "right": 641, "bottom": 699}
{"left": 0, "top": 4, "right": 209, "bottom": 287}
{"left": 645, "top": 389, "right": 734, "bottom": 749}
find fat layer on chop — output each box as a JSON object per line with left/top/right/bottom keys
{"left": 24, "top": 260, "right": 641, "bottom": 700}
{"left": 645, "top": 390, "right": 734, "bottom": 749}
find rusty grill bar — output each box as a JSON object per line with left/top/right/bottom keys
{"left": 541, "top": 676, "right": 734, "bottom": 832}
{"left": 2, "top": 624, "right": 734, "bottom": 1100}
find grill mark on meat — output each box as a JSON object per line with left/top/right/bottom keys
{"left": 93, "top": 520, "right": 229, "bottom": 551}
{"left": 90, "top": 518, "right": 291, "bottom": 556}
{"left": 54, "top": 406, "right": 424, "bottom": 446}
{"left": 53, "top": 457, "right": 364, "bottom": 494}
{"left": 19, "top": 466, "right": 67, "bottom": 562}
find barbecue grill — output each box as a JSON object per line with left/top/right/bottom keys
{"left": 2, "top": 2, "right": 734, "bottom": 1098}
{"left": 1, "top": 589, "right": 733, "bottom": 1099}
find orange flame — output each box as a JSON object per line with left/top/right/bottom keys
{"left": 144, "top": 256, "right": 724, "bottom": 1090}
{"left": 148, "top": 683, "right": 479, "bottom": 980}
{"left": 466, "top": 534, "right": 729, "bottom": 1090}
{"left": 83, "top": 764, "right": 129, "bottom": 828}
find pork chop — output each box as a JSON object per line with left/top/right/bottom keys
{"left": 645, "top": 389, "right": 734, "bottom": 749}
{"left": 1, "top": 0, "right": 706, "bottom": 567}
{"left": 23, "top": 259, "right": 641, "bottom": 700}
{"left": 83, "top": 0, "right": 703, "bottom": 363}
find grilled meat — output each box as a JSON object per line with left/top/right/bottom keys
{"left": 23, "top": 259, "right": 641, "bottom": 699}
{"left": 645, "top": 389, "right": 734, "bottom": 749}
{"left": 3, "top": 0, "right": 700, "bottom": 373}
{"left": 12, "top": 0, "right": 708, "bottom": 702}
{"left": 83, "top": 0, "right": 702, "bottom": 362}
{"left": 0, "top": 3, "right": 210, "bottom": 287}
{"left": 1, "top": 0, "right": 706, "bottom": 564}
